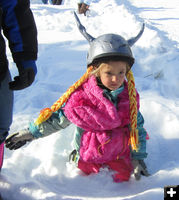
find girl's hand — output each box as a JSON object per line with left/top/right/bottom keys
{"left": 132, "top": 159, "right": 150, "bottom": 180}
{"left": 5, "top": 129, "right": 34, "bottom": 150}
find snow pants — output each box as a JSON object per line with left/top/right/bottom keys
{"left": 78, "top": 159, "right": 133, "bottom": 182}
{"left": 0, "top": 70, "right": 13, "bottom": 169}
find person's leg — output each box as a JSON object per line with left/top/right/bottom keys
{"left": 78, "top": 159, "right": 102, "bottom": 175}
{"left": 0, "top": 70, "right": 13, "bottom": 170}
{"left": 107, "top": 159, "right": 133, "bottom": 182}
{"left": 50, "top": 0, "right": 56, "bottom": 5}
{"left": 56, "top": 0, "right": 62, "bottom": 5}
{"left": 78, "top": 3, "right": 82, "bottom": 13}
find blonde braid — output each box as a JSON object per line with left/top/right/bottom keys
{"left": 126, "top": 70, "right": 139, "bottom": 151}
{"left": 35, "top": 66, "right": 93, "bottom": 125}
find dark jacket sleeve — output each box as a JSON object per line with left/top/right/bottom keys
{"left": 0, "top": 0, "right": 38, "bottom": 63}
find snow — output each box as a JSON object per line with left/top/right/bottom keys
{"left": 1, "top": 0, "right": 179, "bottom": 199}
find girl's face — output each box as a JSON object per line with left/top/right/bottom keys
{"left": 98, "top": 61, "right": 127, "bottom": 91}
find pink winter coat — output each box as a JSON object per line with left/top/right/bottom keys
{"left": 64, "top": 76, "right": 139, "bottom": 164}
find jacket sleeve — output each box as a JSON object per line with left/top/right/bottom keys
{"left": 0, "top": 0, "right": 37, "bottom": 62}
{"left": 131, "top": 111, "right": 148, "bottom": 160}
{"left": 29, "top": 109, "right": 71, "bottom": 138}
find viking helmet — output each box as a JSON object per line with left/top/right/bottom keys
{"left": 74, "top": 12, "right": 145, "bottom": 67}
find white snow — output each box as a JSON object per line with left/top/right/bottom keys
{"left": 1, "top": 0, "right": 179, "bottom": 199}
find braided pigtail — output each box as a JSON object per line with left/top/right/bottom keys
{"left": 126, "top": 70, "right": 139, "bottom": 151}
{"left": 34, "top": 66, "right": 93, "bottom": 125}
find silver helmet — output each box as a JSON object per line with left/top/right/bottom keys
{"left": 74, "top": 12, "right": 145, "bottom": 67}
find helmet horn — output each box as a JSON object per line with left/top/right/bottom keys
{"left": 74, "top": 12, "right": 95, "bottom": 43}
{"left": 127, "top": 23, "right": 145, "bottom": 46}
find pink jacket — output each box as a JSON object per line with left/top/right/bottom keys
{"left": 64, "top": 76, "right": 139, "bottom": 164}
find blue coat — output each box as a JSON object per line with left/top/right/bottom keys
{"left": 0, "top": 0, "right": 37, "bottom": 82}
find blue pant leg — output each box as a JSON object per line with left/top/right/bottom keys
{"left": 0, "top": 70, "right": 13, "bottom": 135}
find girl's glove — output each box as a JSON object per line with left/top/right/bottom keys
{"left": 132, "top": 159, "right": 150, "bottom": 180}
{"left": 5, "top": 129, "right": 35, "bottom": 150}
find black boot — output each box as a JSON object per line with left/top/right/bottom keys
{"left": 52, "top": 0, "right": 62, "bottom": 5}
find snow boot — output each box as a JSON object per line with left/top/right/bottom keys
{"left": 69, "top": 149, "right": 80, "bottom": 163}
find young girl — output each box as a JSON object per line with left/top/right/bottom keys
{"left": 5, "top": 13, "right": 149, "bottom": 182}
